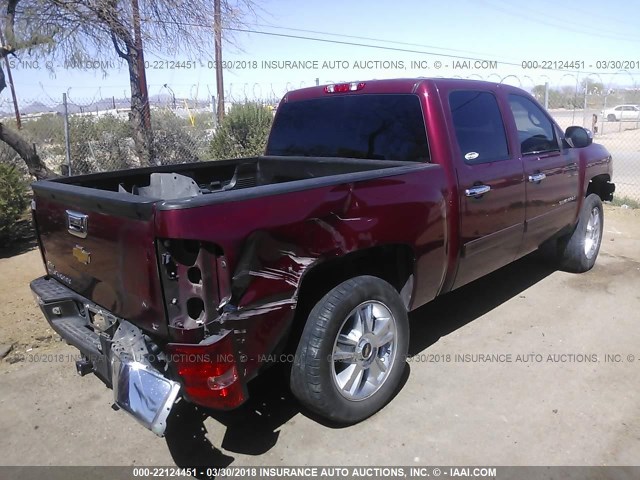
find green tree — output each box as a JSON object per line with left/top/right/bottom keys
{"left": 531, "top": 84, "right": 547, "bottom": 102}
{"left": 209, "top": 102, "right": 273, "bottom": 159}
{"left": 0, "top": 162, "right": 28, "bottom": 245}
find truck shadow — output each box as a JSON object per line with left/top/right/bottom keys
{"left": 164, "top": 364, "right": 305, "bottom": 473}
{"left": 408, "top": 251, "right": 556, "bottom": 355}
{"left": 0, "top": 218, "right": 36, "bottom": 259}
{"left": 164, "top": 252, "right": 556, "bottom": 472}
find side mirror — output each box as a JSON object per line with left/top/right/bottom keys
{"left": 564, "top": 126, "right": 593, "bottom": 148}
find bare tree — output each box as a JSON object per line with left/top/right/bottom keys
{"left": 0, "top": 0, "right": 259, "bottom": 175}
{"left": 43, "top": 0, "right": 215, "bottom": 166}
{"left": 0, "top": 0, "right": 58, "bottom": 179}
{"left": 46, "top": 0, "right": 260, "bottom": 165}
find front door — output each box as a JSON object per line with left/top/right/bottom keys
{"left": 506, "top": 94, "right": 580, "bottom": 253}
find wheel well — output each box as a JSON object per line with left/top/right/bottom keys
{"left": 587, "top": 174, "right": 614, "bottom": 202}
{"left": 285, "top": 244, "right": 414, "bottom": 352}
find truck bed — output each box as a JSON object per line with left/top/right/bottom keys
{"left": 39, "top": 156, "right": 422, "bottom": 206}
{"left": 31, "top": 156, "right": 435, "bottom": 339}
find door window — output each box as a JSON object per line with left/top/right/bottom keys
{"left": 449, "top": 90, "right": 509, "bottom": 164}
{"left": 508, "top": 95, "right": 559, "bottom": 155}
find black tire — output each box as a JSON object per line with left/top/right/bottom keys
{"left": 607, "top": 114, "right": 617, "bottom": 122}
{"left": 557, "top": 194, "right": 604, "bottom": 273}
{"left": 290, "top": 275, "right": 409, "bottom": 424}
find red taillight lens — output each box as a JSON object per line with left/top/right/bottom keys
{"left": 324, "top": 82, "right": 365, "bottom": 93}
{"left": 167, "top": 332, "right": 246, "bottom": 410}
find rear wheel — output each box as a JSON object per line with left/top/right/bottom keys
{"left": 557, "top": 194, "right": 604, "bottom": 272}
{"left": 290, "top": 275, "right": 409, "bottom": 424}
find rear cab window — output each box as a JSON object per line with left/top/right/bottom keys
{"left": 266, "top": 94, "right": 430, "bottom": 162}
{"left": 448, "top": 90, "right": 510, "bottom": 164}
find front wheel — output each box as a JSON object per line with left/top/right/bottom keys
{"left": 607, "top": 114, "right": 617, "bottom": 122}
{"left": 557, "top": 194, "right": 604, "bottom": 272}
{"left": 290, "top": 276, "right": 409, "bottom": 424}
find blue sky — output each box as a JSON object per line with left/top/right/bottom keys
{"left": 5, "top": 0, "right": 640, "bottom": 107}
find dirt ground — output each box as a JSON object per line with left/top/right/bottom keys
{"left": 0, "top": 205, "right": 639, "bottom": 468}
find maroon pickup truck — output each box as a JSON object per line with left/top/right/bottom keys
{"left": 30, "top": 78, "right": 614, "bottom": 435}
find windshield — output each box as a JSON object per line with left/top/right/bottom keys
{"left": 266, "top": 94, "right": 429, "bottom": 162}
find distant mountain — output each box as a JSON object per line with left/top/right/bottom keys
{"left": 0, "top": 95, "right": 214, "bottom": 118}
{"left": 20, "top": 101, "right": 55, "bottom": 114}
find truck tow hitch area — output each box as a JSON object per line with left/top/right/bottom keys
{"left": 111, "top": 321, "right": 181, "bottom": 436}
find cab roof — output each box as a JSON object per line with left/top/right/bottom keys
{"left": 283, "top": 77, "right": 525, "bottom": 102}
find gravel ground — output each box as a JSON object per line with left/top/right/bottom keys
{"left": 0, "top": 205, "right": 639, "bottom": 468}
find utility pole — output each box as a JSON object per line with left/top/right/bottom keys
{"left": 544, "top": 82, "right": 549, "bottom": 110}
{"left": 0, "top": 28, "right": 21, "bottom": 129}
{"left": 214, "top": 0, "right": 224, "bottom": 124}
{"left": 62, "top": 93, "right": 72, "bottom": 175}
{"left": 131, "top": 0, "right": 151, "bottom": 130}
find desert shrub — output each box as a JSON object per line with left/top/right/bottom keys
{"left": 69, "top": 114, "right": 135, "bottom": 174}
{"left": 152, "top": 111, "right": 209, "bottom": 164}
{"left": 0, "top": 142, "right": 23, "bottom": 170}
{"left": 209, "top": 102, "right": 272, "bottom": 159}
{"left": 0, "top": 163, "right": 29, "bottom": 246}
{"left": 21, "top": 114, "right": 66, "bottom": 144}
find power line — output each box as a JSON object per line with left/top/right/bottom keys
{"left": 225, "top": 25, "right": 524, "bottom": 66}
{"left": 127, "top": 18, "right": 535, "bottom": 69}
{"left": 10, "top": 14, "right": 635, "bottom": 76}
{"left": 533, "top": 0, "right": 639, "bottom": 31}
{"left": 127, "top": 18, "right": 625, "bottom": 75}
{"left": 0, "top": 13, "right": 557, "bottom": 70}
{"left": 242, "top": 22, "right": 519, "bottom": 62}
{"left": 481, "top": 0, "right": 640, "bottom": 43}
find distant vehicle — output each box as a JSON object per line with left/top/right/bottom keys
{"left": 602, "top": 104, "right": 640, "bottom": 122}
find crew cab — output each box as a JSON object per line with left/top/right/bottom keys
{"left": 30, "top": 78, "right": 615, "bottom": 435}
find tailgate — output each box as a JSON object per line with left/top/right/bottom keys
{"left": 32, "top": 181, "right": 167, "bottom": 336}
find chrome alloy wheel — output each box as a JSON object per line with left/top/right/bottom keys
{"left": 584, "top": 207, "right": 601, "bottom": 259}
{"left": 331, "top": 301, "right": 397, "bottom": 401}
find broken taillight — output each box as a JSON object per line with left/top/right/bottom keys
{"left": 166, "top": 331, "right": 247, "bottom": 410}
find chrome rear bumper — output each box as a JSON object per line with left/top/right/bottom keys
{"left": 111, "top": 321, "right": 181, "bottom": 436}
{"left": 30, "top": 277, "right": 181, "bottom": 437}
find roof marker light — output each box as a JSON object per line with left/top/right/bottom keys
{"left": 324, "top": 82, "right": 366, "bottom": 93}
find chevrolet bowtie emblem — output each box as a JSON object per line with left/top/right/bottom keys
{"left": 72, "top": 245, "right": 91, "bottom": 265}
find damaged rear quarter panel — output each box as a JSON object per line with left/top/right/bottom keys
{"left": 154, "top": 167, "right": 447, "bottom": 379}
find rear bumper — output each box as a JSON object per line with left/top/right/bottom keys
{"left": 30, "top": 275, "right": 247, "bottom": 435}
{"left": 30, "top": 276, "right": 113, "bottom": 385}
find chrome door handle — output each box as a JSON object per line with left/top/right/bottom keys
{"left": 465, "top": 185, "right": 491, "bottom": 197}
{"left": 528, "top": 173, "right": 546, "bottom": 183}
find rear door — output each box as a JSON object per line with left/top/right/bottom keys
{"left": 506, "top": 94, "right": 580, "bottom": 253}
{"left": 447, "top": 89, "right": 526, "bottom": 289}
{"left": 622, "top": 105, "right": 640, "bottom": 121}
{"left": 32, "top": 184, "right": 167, "bottom": 335}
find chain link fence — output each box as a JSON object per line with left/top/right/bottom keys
{"left": 0, "top": 85, "right": 284, "bottom": 177}
{"left": 1, "top": 75, "right": 639, "bottom": 200}
{"left": 0, "top": 95, "right": 264, "bottom": 176}
{"left": 535, "top": 82, "right": 640, "bottom": 203}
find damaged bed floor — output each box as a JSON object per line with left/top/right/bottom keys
{"left": 1, "top": 205, "right": 639, "bottom": 467}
